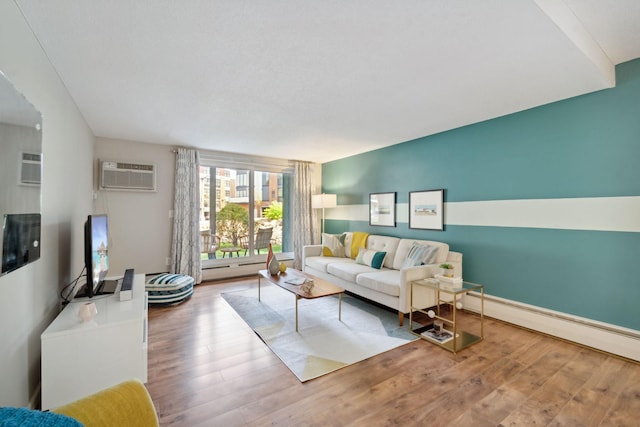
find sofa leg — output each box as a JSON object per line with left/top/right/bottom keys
{"left": 398, "top": 311, "right": 404, "bottom": 327}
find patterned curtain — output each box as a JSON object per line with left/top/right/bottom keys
{"left": 292, "top": 161, "right": 317, "bottom": 270}
{"left": 170, "top": 147, "right": 202, "bottom": 283}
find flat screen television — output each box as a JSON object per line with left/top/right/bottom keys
{"left": 80, "top": 214, "right": 109, "bottom": 298}
{"left": 1, "top": 213, "right": 41, "bottom": 275}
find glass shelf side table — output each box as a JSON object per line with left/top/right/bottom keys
{"left": 409, "top": 279, "right": 484, "bottom": 353}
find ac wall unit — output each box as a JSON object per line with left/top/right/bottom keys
{"left": 100, "top": 160, "right": 157, "bottom": 191}
{"left": 20, "top": 152, "right": 42, "bottom": 186}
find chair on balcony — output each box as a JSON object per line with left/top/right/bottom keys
{"left": 200, "top": 231, "right": 220, "bottom": 259}
{"left": 240, "top": 227, "right": 273, "bottom": 255}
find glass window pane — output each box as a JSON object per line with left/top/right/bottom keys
{"left": 199, "top": 165, "right": 288, "bottom": 264}
{"left": 249, "top": 170, "right": 283, "bottom": 256}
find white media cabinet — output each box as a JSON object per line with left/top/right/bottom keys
{"left": 41, "top": 273, "right": 148, "bottom": 410}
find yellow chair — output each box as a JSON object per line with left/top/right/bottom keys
{"left": 52, "top": 379, "right": 159, "bottom": 427}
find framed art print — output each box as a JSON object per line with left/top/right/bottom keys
{"left": 369, "top": 192, "right": 396, "bottom": 227}
{"left": 409, "top": 189, "right": 444, "bottom": 230}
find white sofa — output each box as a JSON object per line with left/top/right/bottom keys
{"left": 302, "top": 232, "right": 462, "bottom": 325}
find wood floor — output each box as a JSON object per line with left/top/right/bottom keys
{"left": 146, "top": 277, "right": 640, "bottom": 427}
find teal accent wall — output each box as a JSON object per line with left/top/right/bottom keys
{"left": 322, "top": 59, "right": 640, "bottom": 330}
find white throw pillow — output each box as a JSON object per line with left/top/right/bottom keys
{"left": 322, "top": 233, "right": 346, "bottom": 257}
{"left": 355, "top": 247, "right": 387, "bottom": 269}
{"left": 401, "top": 242, "right": 439, "bottom": 268}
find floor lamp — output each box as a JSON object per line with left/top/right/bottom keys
{"left": 312, "top": 193, "right": 337, "bottom": 234}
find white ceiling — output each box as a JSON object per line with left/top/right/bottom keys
{"left": 15, "top": 0, "right": 640, "bottom": 163}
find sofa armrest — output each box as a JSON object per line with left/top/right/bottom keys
{"left": 303, "top": 244, "right": 322, "bottom": 257}
{"left": 397, "top": 251, "right": 463, "bottom": 313}
{"left": 400, "top": 264, "right": 437, "bottom": 283}
{"left": 302, "top": 244, "right": 322, "bottom": 269}
{"left": 398, "top": 264, "right": 439, "bottom": 313}
{"left": 445, "top": 251, "right": 463, "bottom": 277}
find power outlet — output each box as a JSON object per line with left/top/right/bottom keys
{"left": 165, "top": 257, "right": 171, "bottom": 266}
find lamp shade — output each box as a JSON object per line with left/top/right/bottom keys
{"left": 312, "top": 193, "right": 337, "bottom": 209}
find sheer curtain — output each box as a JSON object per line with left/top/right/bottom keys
{"left": 170, "top": 147, "right": 202, "bottom": 283}
{"left": 292, "top": 161, "right": 317, "bottom": 270}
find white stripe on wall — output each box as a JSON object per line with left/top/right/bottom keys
{"left": 327, "top": 196, "right": 640, "bottom": 233}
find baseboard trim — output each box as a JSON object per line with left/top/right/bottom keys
{"left": 462, "top": 292, "right": 640, "bottom": 362}
{"left": 202, "top": 264, "right": 262, "bottom": 281}
{"left": 201, "top": 260, "right": 294, "bottom": 282}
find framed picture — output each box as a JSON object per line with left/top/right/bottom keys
{"left": 409, "top": 189, "right": 444, "bottom": 231}
{"left": 369, "top": 192, "right": 396, "bottom": 227}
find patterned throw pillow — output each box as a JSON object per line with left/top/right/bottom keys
{"left": 402, "top": 242, "right": 439, "bottom": 269}
{"left": 355, "top": 247, "right": 387, "bottom": 269}
{"left": 322, "top": 233, "right": 346, "bottom": 257}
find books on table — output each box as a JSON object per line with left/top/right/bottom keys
{"left": 284, "top": 277, "right": 306, "bottom": 286}
{"left": 421, "top": 327, "right": 454, "bottom": 344}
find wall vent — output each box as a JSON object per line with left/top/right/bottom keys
{"left": 20, "top": 152, "right": 42, "bottom": 186}
{"left": 100, "top": 160, "right": 157, "bottom": 191}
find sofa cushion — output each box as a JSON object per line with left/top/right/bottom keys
{"left": 321, "top": 233, "right": 345, "bottom": 257}
{"left": 401, "top": 242, "right": 440, "bottom": 268}
{"left": 305, "top": 256, "right": 354, "bottom": 273}
{"left": 355, "top": 248, "right": 386, "bottom": 269}
{"left": 393, "top": 239, "right": 449, "bottom": 270}
{"left": 366, "top": 235, "right": 400, "bottom": 269}
{"left": 327, "top": 261, "right": 380, "bottom": 283}
{"left": 356, "top": 270, "right": 402, "bottom": 297}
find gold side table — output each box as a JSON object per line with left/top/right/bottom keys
{"left": 409, "top": 279, "right": 484, "bottom": 353}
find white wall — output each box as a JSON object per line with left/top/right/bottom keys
{"left": 94, "top": 138, "right": 175, "bottom": 275}
{"left": 0, "top": 1, "right": 94, "bottom": 407}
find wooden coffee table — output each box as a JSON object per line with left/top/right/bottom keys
{"left": 258, "top": 269, "right": 345, "bottom": 332}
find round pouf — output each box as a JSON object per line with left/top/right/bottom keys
{"left": 146, "top": 273, "right": 194, "bottom": 306}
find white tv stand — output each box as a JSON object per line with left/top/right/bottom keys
{"left": 40, "top": 273, "right": 148, "bottom": 410}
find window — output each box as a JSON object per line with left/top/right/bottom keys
{"left": 198, "top": 162, "right": 291, "bottom": 266}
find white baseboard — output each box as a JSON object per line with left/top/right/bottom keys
{"left": 201, "top": 260, "right": 294, "bottom": 282}
{"left": 462, "top": 292, "right": 640, "bottom": 362}
{"left": 202, "top": 263, "right": 262, "bottom": 281}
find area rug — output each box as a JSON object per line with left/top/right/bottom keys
{"left": 221, "top": 285, "right": 419, "bottom": 382}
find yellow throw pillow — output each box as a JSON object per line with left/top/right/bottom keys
{"left": 350, "top": 231, "right": 369, "bottom": 259}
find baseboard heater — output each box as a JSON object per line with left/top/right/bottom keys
{"left": 203, "top": 260, "right": 266, "bottom": 270}
{"left": 463, "top": 292, "right": 640, "bottom": 362}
